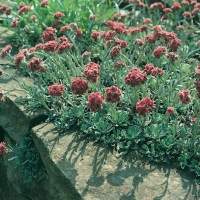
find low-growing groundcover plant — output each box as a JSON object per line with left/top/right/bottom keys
{"left": 0, "top": 0, "right": 116, "bottom": 46}
{"left": 1, "top": 0, "right": 200, "bottom": 183}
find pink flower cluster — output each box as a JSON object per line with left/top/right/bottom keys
{"left": 84, "top": 62, "right": 100, "bottom": 83}
{"left": 153, "top": 46, "right": 166, "bottom": 58}
{"left": 70, "top": 77, "right": 88, "bottom": 95}
{"left": 113, "top": 61, "right": 126, "bottom": 68}
{"left": 0, "top": 142, "right": 7, "bottom": 155}
{"left": 57, "top": 40, "right": 73, "bottom": 54}
{"left": 178, "top": 90, "right": 191, "bottom": 104}
{"left": 136, "top": 98, "right": 155, "bottom": 116}
{"left": 0, "top": 4, "right": 12, "bottom": 15}
{"left": 105, "top": 86, "right": 122, "bottom": 103}
{"left": 28, "top": 57, "right": 45, "bottom": 72}
{"left": 166, "top": 107, "right": 174, "bottom": 115}
{"left": 144, "top": 64, "right": 163, "bottom": 76}
{"left": 41, "top": 0, "right": 48, "bottom": 7}
{"left": 48, "top": 84, "right": 65, "bottom": 97}
{"left": 11, "top": 18, "right": 19, "bottom": 28}
{"left": 88, "top": 92, "right": 104, "bottom": 112}
{"left": 0, "top": 45, "right": 12, "bottom": 58}
{"left": 53, "top": 12, "right": 64, "bottom": 19}
{"left": 82, "top": 51, "right": 91, "bottom": 57}
{"left": 150, "top": 2, "right": 164, "bottom": 10}
{"left": 42, "top": 27, "right": 56, "bottom": 42}
{"left": 125, "top": 67, "right": 147, "bottom": 87}
{"left": 18, "top": 5, "right": 31, "bottom": 15}
{"left": 167, "top": 52, "right": 179, "bottom": 62}
{"left": 43, "top": 41, "right": 58, "bottom": 52}
{"left": 14, "top": 49, "right": 27, "bottom": 69}
{"left": 109, "top": 45, "right": 121, "bottom": 59}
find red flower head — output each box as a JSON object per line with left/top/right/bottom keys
{"left": 82, "top": 51, "right": 91, "bottom": 57}
{"left": 169, "top": 39, "right": 181, "bottom": 52}
{"left": 151, "top": 67, "right": 164, "bottom": 76}
{"left": 0, "top": 45, "right": 12, "bottom": 58}
{"left": 91, "top": 31, "right": 100, "bottom": 41}
{"left": 153, "top": 46, "right": 166, "bottom": 58}
{"left": 134, "top": 39, "right": 144, "bottom": 46}
{"left": 14, "top": 50, "right": 27, "bottom": 69}
{"left": 42, "top": 27, "right": 56, "bottom": 42}
{"left": 114, "top": 38, "right": 128, "bottom": 48}
{"left": 128, "top": 27, "right": 140, "bottom": 36}
{"left": 183, "top": 11, "right": 192, "bottom": 18}
{"left": 192, "top": 8, "right": 200, "bottom": 15}
{"left": 18, "top": 5, "right": 30, "bottom": 15}
{"left": 177, "top": 25, "right": 184, "bottom": 30}
{"left": 181, "top": 0, "right": 189, "bottom": 5}
{"left": 59, "top": 25, "right": 72, "bottom": 33}
{"left": 178, "top": 90, "right": 191, "bottom": 104}
{"left": 163, "top": 8, "right": 172, "bottom": 13}
{"left": 30, "top": 15, "right": 36, "bottom": 23}
{"left": 104, "top": 30, "right": 115, "bottom": 41}
{"left": 105, "top": 86, "right": 122, "bottom": 103}
{"left": 19, "top": 2, "right": 25, "bottom": 9}
{"left": 166, "top": 107, "right": 174, "bottom": 115}
{"left": 153, "top": 25, "right": 164, "bottom": 40}
{"left": 0, "top": 142, "right": 7, "bottom": 155}
{"left": 5, "top": 6, "right": 11, "bottom": 15}
{"left": 28, "top": 57, "right": 45, "bottom": 72}
{"left": 84, "top": 62, "right": 100, "bottom": 83}
{"left": 139, "top": 24, "right": 148, "bottom": 32}
{"left": 75, "top": 27, "right": 83, "bottom": 37}
{"left": 11, "top": 18, "right": 19, "bottom": 28}
{"left": 163, "top": 31, "right": 177, "bottom": 43}
{"left": 144, "top": 64, "right": 155, "bottom": 75}
{"left": 53, "top": 12, "right": 64, "bottom": 19}
{"left": 34, "top": 43, "right": 44, "bottom": 51}
{"left": 136, "top": 97, "right": 155, "bottom": 116}
{"left": 145, "top": 34, "right": 156, "bottom": 44}
{"left": 113, "top": 61, "right": 126, "bottom": 68}
{"left": 125, "top": 67, "right": 147, "bottom": 87}
{"left": 143, "top": 18, "right": 152, "bottom": 24}
{"left": 57, "top": 41, "right": 73, "bottom": 54}
{"left": 70, "top": 77, "right": 88, "bottom": 95}
{"left": 150, "top": 2, "right": 164, "bottom": 10}
{"left": 48, "top": 84, "right": 65, "bottom": 97}
{"left": 167, "top": 52, "right": 179, "bottom": 62}
{"left": 144, "top": 64, "right": 163, "bottom": 76}
{"left": 41, "top": 0, "right": 48, "bottom": 7}
{"left": 88, "top": 92, "right": 104, "bottom": 112}
{"left": 113, "top": 22, "right": 126, "bottom": 34}
{"left": 109, "top": 45, "right": 121, "bottom": 59}
{"left": 89, "top": 14, "right": 98, "bottom": 20}
{"left": 43, "top": 41, "right": 58, "bottom": 52}
{"left": 171, "top": 2, "right": 181, "bottom": 10}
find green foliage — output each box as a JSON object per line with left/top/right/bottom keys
{"left": 1, "top": 0, "right": 200, "bottom": 180}
{"left": 9, "top": 137, "right": 45, "bottom": 183}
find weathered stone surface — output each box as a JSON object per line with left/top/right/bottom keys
{"left": 32, "top": 123, "right": 200, "bottom": 200}
{"left": 0, "top": 65, "right": 44, "bottom": 144}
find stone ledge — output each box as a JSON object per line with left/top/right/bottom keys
{"left": 31, "top": 123, "right": 200, "bottom": 200}
{"left": 0, "top": 65, "right": 45, "bottom": 143}
{"left": 0, "top": 66, "right": 199, "bottom": 200}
